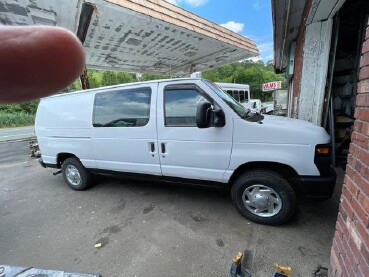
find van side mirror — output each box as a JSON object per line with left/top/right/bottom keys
{"left": 196, "top": 102, "right": 225, "bottom": 128}
{"left": 213, "top": 107, "right": 225, "bottom": 127}
{"left": 196, "top": 101, "right": 212, "bottom": 128}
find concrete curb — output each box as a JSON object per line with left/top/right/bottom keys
{"left": 0, "top": 126, "right": 35, "bottom": 143}
{"left": 0, "top": 136, "right": 36, "bottom": 144}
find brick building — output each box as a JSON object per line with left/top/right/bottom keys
{"left": 272, "top": 0, "right": 369, "bottom": 275}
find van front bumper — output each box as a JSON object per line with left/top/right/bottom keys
{"left": 297, "top": 169, "right": 337, "bottom": 199}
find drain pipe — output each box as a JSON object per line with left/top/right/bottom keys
{"left": 280, "top": 0, "right": 291, "bottom": 71}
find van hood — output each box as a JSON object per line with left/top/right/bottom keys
{"left": 233, "top": 115, "right": 331, "bottom": 145}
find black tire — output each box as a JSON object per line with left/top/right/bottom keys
{"left": 61, "top": 157, "right": 92, "bottom": 191}
{"left": 231, "top": 169, "right": 296, "bottom": 225}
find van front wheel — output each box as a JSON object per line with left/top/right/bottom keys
{"left": 61, "top": 157, "right": 92, "bottom": 191}
{"left": 231, "top": 169, "right": 296, "bottom": 225}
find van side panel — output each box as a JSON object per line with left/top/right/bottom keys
{"left": 224, "top": 144, "right": 316, "bottom": 181}
{"left": 222, "top": 118, "right": 322, "bottom": 182}
{"left": 35, "top": 93, "right": 96, "bottom": 168}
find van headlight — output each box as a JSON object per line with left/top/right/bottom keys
{"left": 314, "top": 144, "right": 332, "bottom": 175}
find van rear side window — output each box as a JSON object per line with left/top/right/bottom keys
{"left": 93, "top": 87, "right": 151, "bottom": 127}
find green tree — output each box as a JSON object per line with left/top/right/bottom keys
{"left": 202, "top": 69, "right": 221, "bottom": 82}
{"left": 101, "top": 71, "right": 117, "bottom": 86}
{"left": 232, "top": 66, "right": 283, "bottom": 101}
{"left": 63, "top": 79, "right": 82, "bottom": 92}
{"left": 87, "top": 71, "right": 100, "bottom": 88}
{"left": 19, "top": 100, "right": 39, "bottom": 114}
{"left": 116, "top": 72, "right": 134, "bottom": 84}
{"left": 140, "top": 73, "right": 169, "bottom": 81}
{"left": 100, "top": 71, "right": 134, "bottom": 86}
{"left": 201, "top": 60, "right": 284, "bottom": 102}
{"left": 202, "top": 65, "right": 236, "bottom": 82}
{"left": 0, "top": 100, "right": 39, "bottom": 115}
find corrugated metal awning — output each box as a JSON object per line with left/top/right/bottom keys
{"left": 0, "top": 0, "right": 259, "bottom": 75}
{"left": 272, "top": 0, "right": 306, "bottom": 72}
{"left": 272, "top": 0, "right": 346, "bottom": 72}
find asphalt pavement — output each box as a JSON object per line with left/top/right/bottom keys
{"left": 0, "top": 126, "right": 35, "bottom": 142}
{"left": 0, "top": 140, "right": 343, "bottom": 276}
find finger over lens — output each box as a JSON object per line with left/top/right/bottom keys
{"left": 0, "top": 26, "right": 85, "bottom": 103}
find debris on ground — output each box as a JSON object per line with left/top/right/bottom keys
{"left": 28, "top": 140, "right": 41, "bottom": 158}
{"left": 314, "top": 266, "right": 328, "bottom": 277}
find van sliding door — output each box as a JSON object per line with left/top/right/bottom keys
{"left": 91, "top": 83, "right": 161, "bottom": 176}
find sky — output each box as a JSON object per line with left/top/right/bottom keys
{"left": 165, "top": 0, "right": 274, "bottom": 61}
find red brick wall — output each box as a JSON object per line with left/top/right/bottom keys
{"left": 330, "top": 19, "right": 369, "bottom": 277}
{"left": 290, "top": 0, "right": 312, "bottom": 118}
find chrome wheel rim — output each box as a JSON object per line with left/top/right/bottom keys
{"left": 66, "top": 165, "right": 81, "bottom": 186}
{"left": 242, "top": 184, "right": 282, "bottom": 217}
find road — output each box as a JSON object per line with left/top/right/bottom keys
{"left": 0, "top": 126, "right": 35, "bottom": 142}
{"left": 0, "top": 140, "right": 343, "bottom": 276}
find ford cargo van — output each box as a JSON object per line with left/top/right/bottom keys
{"left": 35, "top": 78, "right": 336, "bottom": 225}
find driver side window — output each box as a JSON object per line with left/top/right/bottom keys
{"left": 93, "top": 87, "right": 151, "bottom": 127}
{"left": 164, "top": 88, "right": 205, "bottom": 127}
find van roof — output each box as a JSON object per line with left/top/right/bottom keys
{"left": 44, "top": 77, "right": 203, "bottom": 99}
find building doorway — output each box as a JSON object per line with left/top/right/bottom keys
{"left": 324, "top": 0, "right": 369, "bottom": 168}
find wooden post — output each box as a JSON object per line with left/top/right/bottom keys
{"left": 76, "top": 2, "right": 95, "bottom": 90}
{"left": 80, "top": 67, "right": 90, "bottom": 90}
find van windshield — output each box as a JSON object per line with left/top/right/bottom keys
{"left": 202, "top": 79, "right": 249, "bottom": 118}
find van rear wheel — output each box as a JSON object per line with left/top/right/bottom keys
{"left": 61, "top": 157, "right": 92, "bottom": 191}
{"left": 231, "top": 169, "right": 296, "bottom": 225}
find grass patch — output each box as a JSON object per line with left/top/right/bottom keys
{"left": 0, "top": 112, "right": 35, "bottom": 128}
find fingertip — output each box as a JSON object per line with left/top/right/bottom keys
{"left": 0, "top": 26, "right": 86, "bottom": 103}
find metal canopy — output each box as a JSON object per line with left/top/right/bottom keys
{"left": 272, "top": 0, "right": 306, "bottom": 72}
{"left": 0, "top": 0, "right": 259, "bottom": 75}
{"left": 272, "top": 0, "right": 346, "bottom": 72}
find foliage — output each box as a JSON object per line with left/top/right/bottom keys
{"left": 0, "top": 112, "right": 35, "bottom": 128}
{"left": 202, "top": 63, "right": 239, "bottom": 83}
{"left": 63, "top": 70, "right": 136, "bottom": 91}
{"left": 0, "top": 61, "right": 284, "bottom": 127}
{"left": 101, "top": 71, "right": 135, "bottom": 86}
{"left": 140, "top": 73, "right": 170, "bottom": 81}
{"left": 51, "top": 60, "right": 283, "bottom": 99}
{"left": 0, "top": 100, "right": 39, "bottom": 115}
{"left": 63, "top": 79, "right": 82, "bottom": 92}
{"left": 203, "top": 60, "right": 284, "bottom": 102}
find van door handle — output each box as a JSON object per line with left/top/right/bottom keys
{"left": 161, "top": 143, "right": 166, "bottom": 154}
{"left": 149, "top": 142, "right": 155, "bottom": 157}
{"left": 150, "top": 142, "right": 155, "bottom": 153}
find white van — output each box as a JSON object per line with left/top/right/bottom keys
{"left": 35, "top": 78, "right": 336, "bottom": 225}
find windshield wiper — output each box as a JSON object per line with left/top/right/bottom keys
{"left": 241, "top": 110, "right": 265, "bottom": 123}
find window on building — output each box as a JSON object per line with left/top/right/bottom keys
{"left": 93, "top": 87, "right": 151, "bottom": 127}
{"left": 239, "top": 91, "right": 245, "bottom": 102}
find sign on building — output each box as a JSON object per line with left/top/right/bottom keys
{"left": 262, "top": 81, "right": 282, "bottom": 92}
